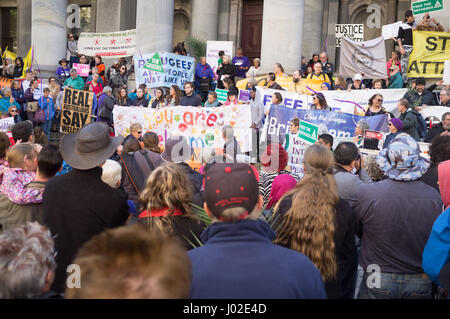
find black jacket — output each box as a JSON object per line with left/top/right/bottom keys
{"left": 425, "top": 122, "right": 446, "bottom": 143}
{"left": 403, "top": 90, "right": 435, "bottom": 107}
{"left": 98, "top": 93, "right": 115, "bottom": 125}
{"left": 217, "top": 63, "right": 236, "bottom": 88}
{"left": 275, "top": 195, "right": 357, "bottom": 299}
{"left": 43, "top": 168, "right": 129, "bottom": 293}
{"left": 399, "top": 110, "right": 420, "bottom": 141}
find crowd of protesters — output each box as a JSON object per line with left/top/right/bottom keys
{"left": 0, "top": 10, "right": 450, "bottom": 300}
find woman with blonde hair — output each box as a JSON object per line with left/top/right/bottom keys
{"left": 136, "top": 163, "right": 205, "bottom": 249}
{"left": 274, "top": 144, "right": 356, "bottom": 299}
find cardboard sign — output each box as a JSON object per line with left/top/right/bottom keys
{"left": 381, "top": 21, "right": 402, "bottom": 40}
{"left": 215, "top": 89, "right": 228, "bottom": 103}
{"left": 73, "top": 63, "right": 90, "bottom": 77}
{"left": 298, "top": 120, "right": 319, "bottom": 144}
{"left": 335, "top": 24, "right": 364, "bottom": 48}
{"left": 60, "top": 87, "right": 94, "bottom": 134}
{"left": 238, "top": 89, "right": 251, "bottom": 103}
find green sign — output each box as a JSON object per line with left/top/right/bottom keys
{"left": 412, "top": 0, "right": 443, "bottom": 15}
{"left": 215, "top": 89, "right": 228, "bottom": 103}
{"left": 298, "top": 120, "right": 319, "bottom": 144}
{"left": 144, "top": 52, "right": 164, "bottom": 73}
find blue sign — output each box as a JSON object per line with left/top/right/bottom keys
{"left": 134, "top": 52, "right": 195, "bottom": 90}
{"left": 266, "top": 106, "right": 389, "bottom": 140}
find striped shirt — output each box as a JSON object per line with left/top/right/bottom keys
{"left": 259, "top": 170, "right": 300, "bottom": 208}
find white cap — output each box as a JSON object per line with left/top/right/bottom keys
{"left": 353, "top": 74, "right": 362, "bottom": 81}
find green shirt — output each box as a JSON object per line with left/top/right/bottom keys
{"left": 64, "top": 75, "right": 85, "bottom": 90}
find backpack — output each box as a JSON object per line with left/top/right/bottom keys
{"left": 412, "top": 110, "right": 427, "bottom": 139}
{"left": 119, "top": 150, "right": 156, "bottom": 195}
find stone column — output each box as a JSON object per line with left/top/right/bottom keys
{"left": 260, "top": 0, "right": 304, "bottom": 74}
{"left": 190, "top": 0, "right": 219, "bottom": 41}
{"left": 136, "top": 0, "right": 174, "bottom": 53}
{"left": 386, "top": 0, "right": 398, "bottom": 57}
{"left": 218, "top": 0, "right": 231, "bottom": 40}
{"left": 31, "top": 0, "right": 68, "bottom": 77}
{"left": 17, "top": 0, "right": 32, "bottom": 57}
{"left": 96, "top": 0, "right": 121, "bottom": 32}
{"left": 325, "top": 0, "right": 340, "bottom": 67}
{"left": 302, "top": 0, "right": 324, "bottom": 59}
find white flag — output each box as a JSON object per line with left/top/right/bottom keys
{"left": 339, "top": 36, "right": 386, "bottom": 79}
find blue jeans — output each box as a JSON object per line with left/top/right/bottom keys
{"left": 43, "top": 119, "right": 53, "bottom": 137}
{"left": 358, "top": 271, "right": 432, "bottom": 299}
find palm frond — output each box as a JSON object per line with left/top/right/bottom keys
{"left": 185, "top": 36, "right": 206, "bottom": 61}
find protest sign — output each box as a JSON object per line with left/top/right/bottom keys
{"left": 340, "top": 36, "right": 387, "bottom": 79}
{"left": 335, "top": 24, "right": 364, "bottom": 48}
{"left": 206, "top": 41, "right": 233, "bottom": 71}
{"left": 73, "top": 63, "right": 90, "bottom": 77}
{"left": 382, "top": 21, "right": 402, "bottom": 40}
{"left": 284, "top": 133, "right": 309, "bottom": 177}
{"left": 238, "top": 89, "right": 251, "bottom": 103}
{"left": 215, "top": 89, "right": 228, "bottom": 103}
{"left": 421, "top": 105, "right": 450, "bottom": 121}
{"left": 112, "top": 105, "right": 253, "bottom": 158}
{"left": 255, "top": 87, "right": 308, "bottom": 111}
{"left": 263, "top": 107, "right": 389, "bottom": 144}
{"left": 444, "top": 60, "right": 450, "bottom": 84}
{"left": 0, "top": 76, "right": 14, "bottom": 90}
{"left": 60, "top": 87, "right": 94, "bottom": 134}
{"left": 298, "top": 121, "right": 319, "bottom": 144}
{"left": 0, "top": 117, "right": 14, "bottom": 132}
{"left": 134, "top": 52, "right": 195, "bottom": 89}
{"left": 412, "top": 0, "right": 443, "bottom": 15}
{"left": 77, "top": 29, "right": 136, "bottom": 57}
{"left": 407, "top": 31, "right": 450, "bottom": 78}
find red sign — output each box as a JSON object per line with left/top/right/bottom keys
{"left": 364, "top": 130, "right": 383, "bottom": 140}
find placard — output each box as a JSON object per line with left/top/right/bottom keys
{"left": 381, "top": 21, "right": 402, "bottom": 40}
{"left": 60, "top": 87, "right": 94, "bottom": 134}
{"left": 335, "top": 24, "right": 364, "bottom": 48}
{"left": 206, "top": 41, "right": 234, "bottom": 72}
{"left": 73, "top": 63, "right": 90, "bottom": 77}
{"left": 215, "top": 89, "right": 228, "bottom": 103}
{"left": 238, "top": 89, "right": 251, "bottom": 103}
{"left": 77, "top": 29, "right": 136, "bottom": 57}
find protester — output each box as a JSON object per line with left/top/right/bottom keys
{"left": 421, "top": 135, "right": 450, "bottom": 193}
{"left": 265, "top": 92, "right": 284, "bottom": 116}
{"left": 356, "top": 134, "right": 442, "bottom": 299}
{"left": 188, "top": 162, "right": 326, "bottom": 298}
{"left": 194, "top": 56, "right": 214, "bottom": 102}
{"left": 11, "top": 120, "right": 34, "bottom": 144}
{"left": 365, "top": 94, "right": 386, "bottom": 116}
{"left": 86, "top": 66, "right": 104, "bottom": 86}
{"left": 273, "top": 63, "right": 287, "bottom": 78}
{"left": 290, "top": 70, "right": 308, "bottom": 94}
{"left": 383, "top": 118, "right": 403, "bottom": 149}
{"left": 266, "top": 174, "right": 296, "bottom": 210}
{"left": 33, "top": 126, "right": 48, "bottom": 146}
{"left": 122, "top": 138, "right": 141, "bottom": 154}
{"left": 106, "top": 61, "right": 120, "bottom": 85}
{"left": 129, "top": 84, "right": 150, "bottom": 102}
{"left": 63, "top": 68, "right": 85, "bottom": 90}
{"left": 43, "top": 122, "right": 129, "bottom": 293}
{"left": 222, "top": 125, "right": 241, "bottom": 161}
{"left": 319, "top": 51, "right": 334, "bottom": 81}
{"left": 317, "top": 133, "right": 334, "bottom": 150}
{"left": 372, "top": 79, "right": 383, "bottom": 90}
{"left": 130, "top": 88, "right": 149, "bottom": 107}
{"left": 398, "top": 98, "right": 420, "bottom": 141}
{"left": 306, "top": 62, "right": 331, "bottom": 84}
{"left": 0, "top": 222, "right": 59, "bottom": 299}
{"left": 38, "top": 88, "right": 56, "bottom": 138}
{"left": 86, "top": 74, "right": 103, "bottom": 98}
{"left": 217, "top": 55, "right": 236, "bottom": 89}
{"left": 223, "top": 91, "right": 238, "bottom": 106}
{"left": 93, "top": 56, "right": 106, "bottom": 83}
{"left": 161, "top": 136, "right": 203, "bottom": 207}
{"left": 397, "top": 10, "right": 417, "bottom": 83}
{"left": 21, "top": 69, "right": 34, "bottom": 93}
{"left": 425, "top": 112, "right": 450, "bottom": 143}
{"left": 180, "top": 82, "right": 202, "bottom": 107}
{"left": 363, "top": 155, "right": 385, "bottom": 182}
{"left": 248, "top": 58, "right": 261, "bottom": 77}
{"left": 387, "top": 65, "right": 403, "bottom": 89}
{"left": 110, "top": 64, "right": 131, "bottom": 96}
{"left": 274, "top": 144, "right": 356, "bottom": 298}
{"left": 135, "top": 163, "right": 205, "bottom": 249}
{"left": 217, "top": 50, "right": 225, "bottom": 66}
{"left": 204, "top": 91, "right": 221, "bottom": 107}
{"left": 142, "top": 132, "right": 161, "bottom": 154}
{"left": 13, "top": 57, "right": 24, "bottom": 78}
{"left": 349, "top": 74, "right": 365, "bottom": 90}
{"left": 150, "top": 87, "right": 166, "bottom": 109}
{"left": 222, "top": 77, "right": 239, "bottom": 95}
{"left": 165, "top": 85, "right": 182, "bottom": 107}
{"left": 249, "top": 87, "right": 264, "bottom": 161}
{"left": 115, "top": 87, "right": 131, "bottom": 106}
{"left": 307, "top": 53, "right": 320, "bottom": 70}
{"left": 65, "top": 224, "right": 191, "bottom": 299}
{"left": 8, "top": 105, "right": 21, "bottom": 123}
{"left": 310, "top": 92, "right": 331, "bottom": 111}
{"left": 334, "top": 75, "right": 347, "bottom": 90}
{"left": 437, "top": 89, "right": 450, "bottom": 107}
{"left": 321, "top": 82, "right": 331, "bottom": 91}
{"left": 0, "top": 87, "right": 21, "bottom": 114}
{"left": 416, "top": 13, "right": 444, "bottom": 31}
{"left": 56, "top": 58, "right": 70, "bottom": 84}
{"left": 386, "top": 50, "right": 401, "bottom": 76}
{"left": 24, "top": 79, "right": 40, "bottom": 123}
{"left": 402, "top": 77, "right": 435, "bottom": 107}
{"left": 333, "top": 142, "right": 372, "bottom": 208}
{"left": 422, "top": 160, "right": 450, "bottom": 294}
{"left": 232, "top": 48, "right": 250, "bottom": 82}
{"left": 67, "top": 33, "right": 78, "bottom": 66}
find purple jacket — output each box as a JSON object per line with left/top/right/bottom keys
{"left": 232, "top": 55, "right": 250, "bottom": 78}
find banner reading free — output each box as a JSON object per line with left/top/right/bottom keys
{"left": 134, "top": 52, "right": 195, "bottom": 90}
{"left": 407, "top": 31, "right": 450, "bottom": 78}
{"left": 113, "top": 105, "right": 253, "bottom": 156}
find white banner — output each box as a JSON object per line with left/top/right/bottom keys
{"left": 335, "top": 24, "right": 364, "bottom": 48}
{"left": 77, "top": 29, "right": 136, "bottom": 58}
{"left": 381, "top": 21, "right": 402, "bottom": 40}
{"left": 113, "top": 105, "right": 253, "bottom": 154}
{"left": 206, "top": 41, "right": 233, "bottom": 72}
{"left": 255, "top": 87, "right": 308, "bottom": 112}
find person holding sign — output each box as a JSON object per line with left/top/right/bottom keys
{"left": 416, "top": 13, "right": 444, "bottom": 32}
{"left": 130, "top": 88, "right": 149, "bottom": 108}
{"left": 365, "top": 94, "right": 386, "bottom": 117}
{"left": 165, "top": 85, "right": 182, "bottom": 107}
{"left": 397, "top": 10, "right": 417, "bottom": 84}
{"left": 310, "top": 93, "right": 331, "bottom": 111}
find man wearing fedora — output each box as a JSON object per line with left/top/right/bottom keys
{"left": 56, "top": 58, "right": 71, "bottom": 85}
{"left": 43, "top": 122, "right": 129, "bottom": 294}
{"left": 356, "top": 133, "right": 442, "bottom": 299}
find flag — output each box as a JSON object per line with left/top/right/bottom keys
{"left": 22, "top": 47, "right": 33, "bottom": 78}
{"left": 2, "top": 47, "right": 17, "bottom": 62}
{"left": 339, "top": 36, "right": 386, "bottom": 79}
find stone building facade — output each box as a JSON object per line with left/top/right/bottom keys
{"left": 0, "top": 0, "right": 419, "bottom": 75}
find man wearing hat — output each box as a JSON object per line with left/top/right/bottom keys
{"left": 56, "top": 58, "right": 71, "bottom": 85}
{"left": 387, "top": 65, "right": 403, "bottom": 89}
{"left": 382, "top": 118, "right": 403, "bottom": 148}
{"left": 356, "top": 133, "right": 442, "bottom": 299}
{"left": 350, "top": 74, "right": 365, "bottom": 90}
{"left": 43, "top": 122, "right": 129, "bottom": 293}
{"left": 188, "top": 163, "right": 326, "bottom": 298}
{"left": 402, "top": 77, "right": 435, "bottom": 108}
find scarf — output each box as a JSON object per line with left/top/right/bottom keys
{"left": 267, "top": 174, "right": 297, "bottom": 209}
{"left": 139, "top": 207, "right": 183, "bottom": 218}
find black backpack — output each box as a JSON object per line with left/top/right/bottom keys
{"left": 412, "top": 110, "right": 428, "bottom": 139}
{"left": 119, "top": 150, "right": 155, "bottom": 194}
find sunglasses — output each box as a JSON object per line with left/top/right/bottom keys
{"left": 376, "top": 99, "right": 383, "bottom": 102}
{"left": 137, "top": 131, "right": 143, "bottom": 134}
{"left": 11, "top": 110, "right": 17, "bottom": 113}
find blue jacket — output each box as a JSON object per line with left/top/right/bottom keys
{"left": 38, "top": 96, "right": 55, "bottom": 121}
{"left": 382, "top": 131, "right": 402, "bottom": 149}
{"left": 194, "top": 62, "right": 214, "bottom": 89}
{"left": 0, "top": 97, "right": 21, "bottom": 114}
{"left": 188, "top": 219, "right": 327, "bottom": 299}
{"left": 423, "top": 207, "right": 450, "bottom": 287}
{"left": 388, "top": 72, "right": 403, "bottom": 89}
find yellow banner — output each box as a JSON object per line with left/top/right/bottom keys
{"left": 236, "top": 75, "right": 325, "bottom": 95}
{"left": 407, "top": 31, "right": 450, "bottom": 78}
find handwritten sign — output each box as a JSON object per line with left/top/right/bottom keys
{"left": 73, "top": 63, "right": 90, "bottom": 77}
{"left": 0, "top": 117, "right": 15, "bottom": 132}
{"left": 238, "top": 89, "right": 251, "bottom": 103}
{"left": 77, "top": 29, "right": 136, "bottom": 57}
{"left": 60, "top": 87, "right": 94, "bottom": 134}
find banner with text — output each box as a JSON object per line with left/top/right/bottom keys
{"left": 134, "top": 52, "right": 195, "bottom": 90}
{"left": 206, "top": 41, "right": 233, "bottom": 72}
{"left": 407, "top": 31, "right": 450, "bottom": 78}
{"left": 77, "top": 29, "right": 136, "bottom": 57}
{"left": 335, "top": 24, "right": 364, "bottom": 48}
{"left": 73, "top": 63, "right": 90, "bottom": 77}
{"left": 112, "top": 105, "right": 253, "bottom": 156}
{"left": 60, "top": 87, "right": 94, "bottom": 134}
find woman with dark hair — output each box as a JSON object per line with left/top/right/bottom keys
{"left": 334, "top": 76, "right": 347, "bottom": 91}
{"left": 10, "top": 80, "right": 25, "bottom": 119}
{"left": 150, "top": 88, "right": 166, "bottom": 109}
{"left": 123, "top": 138, "right": 141, "bottom": 154}
{"left": 142, "top": 132, "right": 161, "bottom": 154}
{"left": 83, "top": 83, "right": 98, "bottom": 118}
{"left": 13, "top": 57, "right": 24, "bottom": 78}
{"left": 264, "top": 92, "right": 284, "bottom": 116}
{"left": 310, "top": 92, "right": 331, "bottom": 111}
{"left": 274, "top": 144, "right": 356, "bottom": 299}
{"left": 165, "top": 85, "right": 181, "bottom": 107}
{"left": 115, "top": 88, "right": 131, "bottom": 106}
{"left": 259, "top": 142, "right": 299, "bottom": 207}
{"left": 365, "top": 94, "right": 386, "bottom": 116}
{"left": 421, "top": 135, "right": 450, "bottom": 193}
